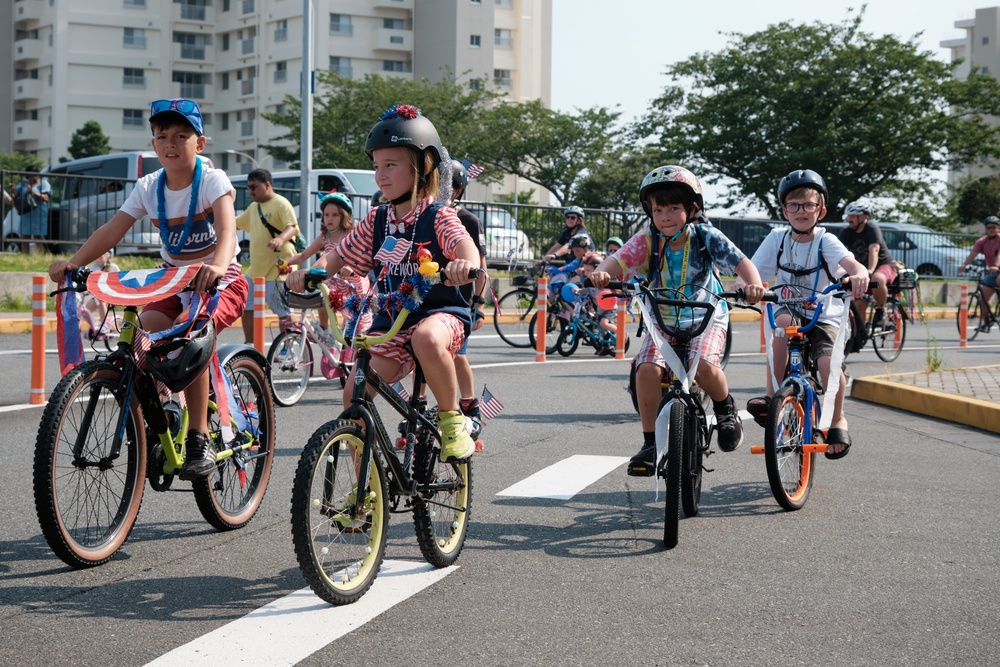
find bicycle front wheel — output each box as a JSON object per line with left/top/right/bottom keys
{"left": 958, "top": 292, "right": 984, "bottom": 341}
{"left": 681, "top": 392, "right": 705, "bottom": 518}
{"left": 267, "top": 330, "right": 313, "bottom": 407}
{"left": 33, "top": 360, "right": 147, "bottom": 568}
{"left": 493, "top": 289, "right": 535, "bottom": 348}
{"left": 871, "top": 301, "right": 906, "bottom": 362}
{"left": 663, "top": 399, "right": 685, "bottom": 550}
{"left": 411, "top": 408, "right": 473, "bottom": 567}
{"left": 763, "top": 386, "right": 814, "bottom": 511}
{"left": 291, "top": 420, "right": 390, "bottom": 606}
{"left": 557, "top": 323, "right": 580, "bottom": 356}
{"left": 194, "top": 354, "right": 275, "bottom": 530}
{"left": 528, "top": 311, "right": 565, "bottom": 354}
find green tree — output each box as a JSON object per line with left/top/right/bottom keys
{"left": 956, "top": 175, "right": 1000, "bottom": 226}
{"left": 574, "top": 144, "right": 673, "bottom": 211}
{"left": 67, "top": 120, "right": 111, "bottom": 160}
{"left": 633, "top": 9, "right": 1000, "bottom": 219}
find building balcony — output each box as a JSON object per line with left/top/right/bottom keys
{"left": 173, "top": 82, "right": 211, "bottom": 100}
{"left": 14, "top": 0, "right": 44, "bottom": 24}
{"left": 374, "top": 28, "right": 412, "bottom": 52}
{"left": 14, "top": 37, "right": 43, "bottom": 63}
{"left": 372, "top": 0, "right": 413, "bottom": 8}
{"left": 13, "top": 78, "right": 43, "bottom": 101}
{"left": 14, "top": 119, "right": 43, "bottom": 139}
{"left": 172, "top": 43, "right": 210, "bottom": 62}
{"left": 173, "top": 2, "right": 215, "bottom": 23}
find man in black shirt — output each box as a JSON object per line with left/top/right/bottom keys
{"left": 839, "top": 201, "right": 897, "bottom": 327}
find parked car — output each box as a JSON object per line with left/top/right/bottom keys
{"left": 710, "top": 217, "right": 786, "bottom": 259}
{"left": 821, "top": 221, "right": 970, "bottom": 277}
{"left": 462, "top": 204, "right": 535, "bottom": 268}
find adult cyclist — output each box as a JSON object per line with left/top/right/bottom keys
{"left": 838, "top": 201, "right": 896, "bottom": 329}
{"left": 545, "top": 205, "right": 594, "bottom": 260}
{"left": 959, "top": 215, "right": 1000, "bottom": 332}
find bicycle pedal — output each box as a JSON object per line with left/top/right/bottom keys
{"left": 395, "top": 437, "right": 407, "bottom": 450}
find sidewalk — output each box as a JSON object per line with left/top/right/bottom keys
{"left": 851, "top": 365, "right": 1000, "bottom": 434}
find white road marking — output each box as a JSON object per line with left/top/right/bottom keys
{"left": 145, "top": 560, "right": 457, "bottom": 667}
{"left": 496, "top": 454, "right": 630, "bottom": 500}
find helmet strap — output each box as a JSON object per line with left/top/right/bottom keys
{"left": 390, "top": 192, "right": 411, "bottom": 205}
{"left": 669, "top": 223, "right": 689, "bottom": 242}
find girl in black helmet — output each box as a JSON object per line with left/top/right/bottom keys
{"left": 287, "top": 105, "right": 481, "bottom": 462}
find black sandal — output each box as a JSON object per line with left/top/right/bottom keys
{"left": 825, "top": 427, "right": 852, "bottom": 460}
{"left": 746, "top": 396, "right": 770, "bottom": 428}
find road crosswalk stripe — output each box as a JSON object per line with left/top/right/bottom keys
{"left": 495, "top": 454, "right": 630, "bottom": 500}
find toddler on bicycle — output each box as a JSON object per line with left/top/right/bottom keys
{"left": 565, "top": 252, "right": 617, "bottom": 355}
{"left": 48, "top": 98, "right": 247, "bottom": 480}
{"left": 959, "top": 215, "right": 1000, "bottom": 333}
{"left": 740, "top": 169, "right": 868, "bottom": 460}
{"left": 589, "top": 165, "right": 765, "bottom": 474}
{"left": 286, "top": 105, "right": 480, "bottom": 462}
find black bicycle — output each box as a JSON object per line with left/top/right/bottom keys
{"left": 846, "top": 272, "right": 911, "bottom": 362}
{"left": 957, "top": 262, "right": 999, "bottom": 340}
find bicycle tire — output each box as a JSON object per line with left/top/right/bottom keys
{"left": 557, "top": 322, "right": 580, "bottom": 356}
{"left": 33, "top": 360, "right": 146, "bottom": 568}
{"left": 266, "top": 330, "right": 313, "bottom": 407}
{"left": 290, "top": 419, "right": 390, "bottom": 606}
{"left": 193, "top": 355, "right": 275, "bottom": 530}
{"left": 681, "top": 392, "right": 705, "bottom": 518}
{"left": 844, "top": 301, "right": 864, "bottom": 355}
{"left": 528, "top": 311, "right": 564, "bottom": 355}
{"left": 411, "top": 408, "right": 473, "bottom": 567}
{"left": 763, "top": 385, "right": 814, "bottom": 511}
{"left": 663, "top": 399, "right": 685, "bottom": 550}
{"left": 958, "top": 292, "right": 984, "bottom": 341}
{"left": 871, "top": 301, "right": 906, "bottom": 362}
{"left": 493, "top": 288, "right": 536, "bottom": 348}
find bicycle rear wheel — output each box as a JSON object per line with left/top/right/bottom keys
{"left": 763, "top": 386, "right": 814, "bottom": 511}
{"left": 291, "top": 420, "right": 390, "bottom": 605}
{"left": 958, "top": 292, "right": 984, "bottom": 341}
{"left": 267, "top": 330, "right": 313, "bottom": 407}
{"left": 411, "top": 408, "right": 473, "bottom": 567}
{"left": 662, "top": 399, "right": 685, "bottom": 550}
{"left": 871, "top": 301, "right": 906, "bottom": 362}
{"left": 528, "top": 311, "right": 565, "bottom": 354}
{"left": 194, "top": 354, "right": 275, "bottom": 530}
{"left": 33, "top": 360, "right": 146, "bottom": 568}
{"left": 493, "top": 288, "right": 535, "bottom": 348}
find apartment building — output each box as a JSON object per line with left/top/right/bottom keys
{"left": 6, "top": 0, "right": 551, "bottom": 183}
{"left": 941, "top": 6, "right": 1000, "bottom": 186}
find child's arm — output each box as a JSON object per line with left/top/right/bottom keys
{"left": 588, "top": 255, "right": 624, "bottom": 290}
{"left": 197, "top": 192, "right": 237, "bottom": 293}
{"left": 287, "top": 233, "right": 325, "bottom": 267}
{"left": 733, "top": 258, "right": 765, "bottom": 304}
{"left": 837, "top": 255, "right": 870, "bottom": 300}
{"left": 49, "top": 210, "right": 137, "bottom": 283}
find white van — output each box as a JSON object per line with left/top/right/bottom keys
{"left": 3, "top": 151, "right": 213, "bottom": 255}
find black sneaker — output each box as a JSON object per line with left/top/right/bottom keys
{"left": 627, "top": 441, "right": 657, "bottom": 477}
{"left": 977, "top": 321, "right": 993, "bottom": 334}
{"left": 179, "top": 430, "right": 217, "bottom": 480}
{"left": 715, "top": 398, "right": 744, "bottom": 453}
{"left": 871, "top": 308, "right": 886, "bottom": 330}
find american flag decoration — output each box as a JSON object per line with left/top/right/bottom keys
{"left": 374, "top": 235, "right": 412, "bottom": 265}
{"left": 390, "top": 380, "right": 411, "bottom": 402}
{"left": 479, "top": 385, "right": 504, "bottom": 420}
{"left": 458, "top": 157, "right": 484, "bottom": 179}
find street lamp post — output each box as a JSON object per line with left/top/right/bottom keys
{"left": 225, "top": 149, "right": 259, "bottom": 169}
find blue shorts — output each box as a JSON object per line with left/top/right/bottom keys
{"left": 982, "top": 272, "right": 999, "bottom": 289}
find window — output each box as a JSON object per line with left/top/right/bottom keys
{"left": 222, "top": 33, "right": 229, "bottom": 51}
{"left": 223, "top": 0, "right": 229, "bottom": 10}
{"left": 123, "top": 109, "right": 144, "bottom": 128}
{"left": 221, "top": 113, "right": 229, "bottom": 131}
{"left": 124, "top": 0, "right": 146, "bottom": 7}
{"left": 180, "top": 0, "right": 207, "bottom": 21}
{"left": 329, "top": 56, "right": 352, "bottom": 77}
{"left": 494, "top": 68, "right": 511, "bottom": 87}
{"left": 496, "top": 0, "right": 512, "bottom": 6}
{"left": 274, "top": 19, "right": 288, "bottom": 42}
{"left": 470, "top": 0, "right": 481, "bottom": 4}
{"left": 172, "top": 71, "right": 206, "bottom": 98}
{"left": 242, "top": 0, "right": 254, "bottom": 13}
{"left": 274, "top": 61, "right": 287, "bottom": 83}
{"left": 330, "top": 14, "right": 353, "bottom": 36}
{"left": 123, "top": 67, "right": 145, "bottom": 87}
{"left": 984, "top": 36, "right": 990, "bottom": 45}
{"left": 383, "top": 60, "right": 406, "bottom": 72}
{"left": 984, "top": 66, "right": 991, "bottom": 75}
{"left": 469, "top": 79, "right": 481, "bottom": 90}
{"left": 123, "top": 27, "right": 146, "bottom": 48}
{"left": 174, "top": 32, "right": 207, "bottom": 60}
{"left": 221, "top": 71, "right": 229, "bottom": 90}
{"left": 470, "top": 34, "right": 480, "bottom": 48}
{"left": 383, "top": 18, "right": 405, "bottom": 30}
{"left": 495, "top": 28, "right": 512, "bottom": 48}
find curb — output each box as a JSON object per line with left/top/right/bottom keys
{"left": 851, "top": 371, "right": 1000, "bottom": 434}
{"left": 0, "top": 314, "right": 286, "bottom": 335}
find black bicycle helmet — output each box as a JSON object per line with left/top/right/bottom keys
{"left": 569, "top": 233, "right": 592, "bottom": 250}
{"left": 777, "top": 169, "right": 828, "bottom": 205}
{"left": 364, "top": 104, "right": 444, "bottom": 166}
{"left": 146, "top": 319, "right": 217, "bottom": 392}
{"left": 451, "top": 158, "right": 468, "bottom": 192}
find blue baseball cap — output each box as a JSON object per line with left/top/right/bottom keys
{"left": 149, "top": 98, "right": 205, "bottom": 136}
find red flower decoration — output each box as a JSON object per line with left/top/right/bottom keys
{"left": 328, "top": 291, "right": 345, "bottom": 311}
{"left": 395, "top": 104, "right": 419, "bottom": 119}
{"left": 399, "top": 281, "right": 414, "bottom": 295}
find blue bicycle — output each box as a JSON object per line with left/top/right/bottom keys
{"left": 556, "top": 287, "right": 628, "bottom": 357}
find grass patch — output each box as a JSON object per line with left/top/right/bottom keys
{"left": 0, "top": 293, "right": 55, "bottom": 312}
{"left": 0, "top": 252, "right": 162, "bottom": 273}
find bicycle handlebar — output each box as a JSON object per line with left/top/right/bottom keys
{"left": 599, "top": 279, "right": 716, "bottom": 340}
{"left": 49, "top": 265, "right": 220, "bottom": 299}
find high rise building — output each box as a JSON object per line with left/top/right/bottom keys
{"left": 5, "top": 0, "right": 551, "bottom": 181}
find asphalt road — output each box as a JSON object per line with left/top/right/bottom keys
{"left": 1, "top": 318, "right": 999, "bottom": 666}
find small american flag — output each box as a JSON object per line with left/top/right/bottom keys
{"left": 390, "top": 380, "right": 411, "bottom": 401}
{"left": 374, "top": 236, "right": 412, "bottom": 265}
{"left": 479, "top": 385, "right": 504, "bottom": 420}
{"left": 459, "top": 157, "right": 484, "bottom": 179}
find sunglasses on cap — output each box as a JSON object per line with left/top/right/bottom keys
{"left": 149, "top": 98, "right": 204, "bottom": 135}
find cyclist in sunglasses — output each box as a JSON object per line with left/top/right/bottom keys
{"left": 48, "top": 98, "right": 247, "bottom": 480}
{"left": 545, "top": 204, "right": 594, "bottom": 260}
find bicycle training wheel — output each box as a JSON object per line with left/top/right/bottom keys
{"left": 958, "top": 293, "right": 984, "bottom": 342}
{"left": 290, "top": 420, "right": 390, "bottom": 605}
{"left": 871, "top": 301, "right": 906, "bottom": 362}
{"left": 33, "top": 360, "right": 147, "bottom": 568}
{"left": 662, "top": 399, "right": 685, "bottom": 550}
{"left": 493, "top": 288, "right": 535, "bottom": 348}
{"left": 267, "top": 330, "right": 313, "bottom": 407}
{"left": 411, "top": 408, "right": 473, "bottom": 567}
{"left": 528, "top": 310, "right": 565, "bottom": 355}
{"left": 763, "top": 386, "right": 814, "bottom": 511}
{"left": 193, "top": 354, "right": 275, "bottom": 531}
{"left": 681, "top": 392, "right": 705, "bottom": 519}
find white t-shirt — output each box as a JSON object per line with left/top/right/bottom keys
{"left": 751, "top": 226, "right": 852, "bottom": 324}
{"left": 120, "top": 166, "right": 237, "bottom": 267}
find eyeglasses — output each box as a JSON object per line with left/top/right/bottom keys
{"left": 247, "top": 183, "right": 262, "bottom": 192}
{"left": 783, "top": 202, "right": 822, "bottom": 213}
{"left": 150, "top": 99, "right": 199, "bottom": 116}
{"left": 565, "top": 214, "right": 580, "bottom": 221}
